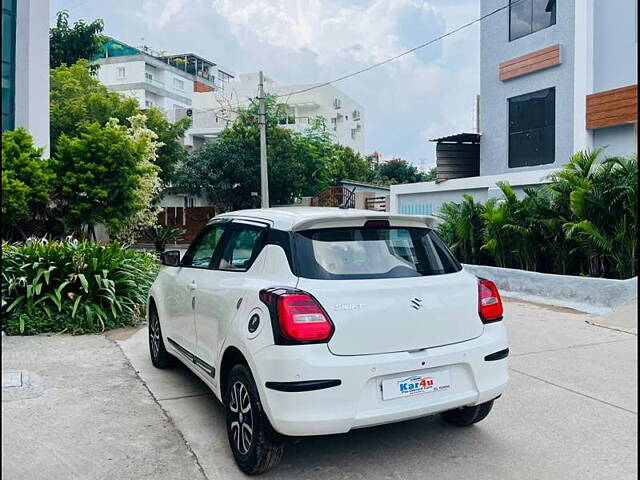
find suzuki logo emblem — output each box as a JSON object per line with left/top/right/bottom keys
{"left": 411, "top": 298, "right": 423, "bottom": 310}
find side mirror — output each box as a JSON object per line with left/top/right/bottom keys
{"left": 161, "top": 250, "right": 181, "bottom": 267}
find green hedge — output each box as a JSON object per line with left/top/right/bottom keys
{"left": 1, "top": 238, "right": 158, "bottom": 334}
{"left": 437, "top": 151, "right": 637, "bottom": 279}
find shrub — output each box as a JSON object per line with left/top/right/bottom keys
{"left": 437, "top": 150, "right": 637, "bottom": 279}
{"left": 1, "top": 238, "right": 158, "bottom": 335}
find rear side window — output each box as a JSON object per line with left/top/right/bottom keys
{"left": 182, "top": 224, "right": 226, "bottom": 268}
{"left": 293, "top": 227, "right": 461, "bottom": 280}
{"left": 216, "top": 224, "right": 266, "bottom": 272}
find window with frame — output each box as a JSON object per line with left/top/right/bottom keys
{"left": 508, "top": 87, "right": 555, "bottom": 168}
{"left": 117, "top": 66, "right": 126, "bottom": 79}
{"left": 217, "top": 225, "right": 266, "bottom": 272}
{"left": 182, "top": 224, "right": 226, "bottom": 268}
{"left": 173, "top": 78, "right": 185, "bottom": 90}
{"left": 510, "top": 0, "right": 556, "bottom": 41}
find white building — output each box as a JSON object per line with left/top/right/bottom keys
{"left": 2, "top": 0, "right": 50, "bottom": 156}
{"left": 193, "top": 72, "right": 366, "bottom": 153}
{"left": 92, "top": 39, "right": 234, "bottom": 149}
{"left": 391, "top": 0, "right": 637, "bottom": 215}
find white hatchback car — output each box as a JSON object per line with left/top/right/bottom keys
{"left": 148, "top": 207, "right": 509, "bottom": 475}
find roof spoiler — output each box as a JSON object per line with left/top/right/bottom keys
{"left": 292, "top": 214, "right": 441, "bottom": 232}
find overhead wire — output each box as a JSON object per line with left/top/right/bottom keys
{"left": 275, "top": 0, "right": 524, "bottom": 98}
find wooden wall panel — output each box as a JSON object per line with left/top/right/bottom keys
{"left": 499, "top": 45, "right": 561, "bottom": 81}
{"left": 586, "top": 84, "right": 638, "bottom": 129}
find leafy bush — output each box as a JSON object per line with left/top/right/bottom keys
{"left": 437, "top": 150, "right": 637, "bottom": 279}
{"left": 1, "top": 238, "right": 158, "bottom": 335}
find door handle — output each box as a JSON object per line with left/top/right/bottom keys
{"left": 188, "top": 281, "right": 197, "bottom": 291}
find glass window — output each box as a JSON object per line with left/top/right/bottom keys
{"left": 183, "top": 225, "right": 226, "bottom": 268}
{"left": 508, "top": 88, "right": 555, "bottom": 168}
{"left": 510, "top": 0, "right": 556, "bottom": 41}
{"left": 217, "top": 225, "right": 266, "bottom": 272}
{"left": 1, "top": 0, "right": 15, "bottom": 132}
{"left": 293, "top": 227, "right": 461, "bottom": 280}
{"left": 173, "top": 78, "right": 184, "bottom": 90}
{"left": 117, "top": 67, "right": 126, "bottom": 79}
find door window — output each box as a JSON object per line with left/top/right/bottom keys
{"left": 182, "top": 224, "right": 226, "bottom": 268}
{"left": 216, "top": 225, "right": 266, "bottom": 272}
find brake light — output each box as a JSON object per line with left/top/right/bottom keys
{"left": 260, "top": 288, "right": 334, "bottom": 344}
{"left": 478, "top": 278, "right": 503, "bottom": 323}
{"left": 277, "top": 294, "right": 333, "bottom": 341}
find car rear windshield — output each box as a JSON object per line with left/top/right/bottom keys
{"left": 293, "top": 227, "right": 462, "bottom": 280}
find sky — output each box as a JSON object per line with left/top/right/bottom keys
{"left": 51, "top": 0, "right": 482, "bottom": 168}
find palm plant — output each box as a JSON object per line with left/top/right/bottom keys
{"left": 437, "top": 194, "right": 485, "bottom": 264}
{"left": 144, "top": 224, "right": 185, "bottom": 253}
{"left": 559, "top": 154, "right": 637, "bottom": 278}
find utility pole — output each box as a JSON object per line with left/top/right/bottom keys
{"left": 258, "top": 71, "right": 269, "bottom": 208}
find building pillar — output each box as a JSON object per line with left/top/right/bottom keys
{"left": 14, "top": 0, "right": 50, "bottom": 157}
{"left": 573, "top": 0, "right": 594, "bottom": 153}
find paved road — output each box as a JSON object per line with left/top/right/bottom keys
{"left": 1, "top": 334, "right": 206, "bottom": 480}
{"left": 2, "top": 299, "right": 637, "bottom": 479}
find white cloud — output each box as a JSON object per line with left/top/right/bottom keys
{"left": 78, "top": 0, "right": 480, "bottom": 162}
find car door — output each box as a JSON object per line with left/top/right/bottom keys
{"left": 195, "top": 220, "right": 268, "bottom": 376}
{"left": 165, "top": 222, "right": 227, "bottom": 359}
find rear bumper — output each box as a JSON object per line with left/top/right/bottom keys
{"left": 252, "top": 322, "right": 509, "bottom": 436}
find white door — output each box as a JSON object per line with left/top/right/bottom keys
{"left": 167, "top": 224, "right": 226, "bottom": 357}
{"left": 195, "top": 221, "right": 268, "bottom": 373}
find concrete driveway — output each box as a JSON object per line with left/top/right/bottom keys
{"left": 3, "top": 298, "right": 637, "bottom": 479}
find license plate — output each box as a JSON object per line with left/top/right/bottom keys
{"left": 381, "top": 369, "right": 451, "bottom": 400}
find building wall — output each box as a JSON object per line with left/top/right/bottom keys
{"left": 12, "top": 0, "right": 50, "bottom": 156}
{"left": 591, "top": 0, "right": 638, "bottom": 156}
{"left": 480, "top": 0, "right": 576, "bottom": 176}
{"left": 593, "top": 124, "right": 637, "bottom": 158}
{"left": 592, "top": 1, "right": 637, "bottom": 93}
{"left": 94, "top": 56, "right": 194, "bottom": 110}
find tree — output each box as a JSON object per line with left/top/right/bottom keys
{"left": 179, "top": 96, "right": 328, "bottom": 211}
{"left": 53, "top": 118, "right": 159, "bottom": 239}
{"left": 50, "top": 11, "right": 105, "bottom": 72}
{"left": 369, "top": 158, "right": 428, "bottom": 185}
{"left": 424, "top": 166, "right": 437, "bottom": 181}
{"left": 325, "top": 144, "right": 370, "bottom": 187}
{"left": 1, "top": 128, "right": 54, "bottom": 238}
{"left": 50, "top": 61, "right": 190, "bottom": 184}
{"left": 50, "top": 61, "right": 138, "bottom": 154}
{"left": 143, "top": 108, "right": 191, "bottom": 184}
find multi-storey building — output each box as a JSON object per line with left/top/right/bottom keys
{"left": 193, "top": 72, "right": 366, "bottom": 153}
{"left": 2, "top": 0, "right": 50, "bottom": 156}
{"left": 391, "top": 0, "right": 637, "bottom": 215}
{"left": 92, "top": 38, "right": 234, "bottom": 111}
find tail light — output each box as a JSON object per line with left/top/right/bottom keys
{"left": 478, "top": 278, "right": 503, "bottom": 323}
{"left": 260, "top": 288, "right": 334, "bottom": 344}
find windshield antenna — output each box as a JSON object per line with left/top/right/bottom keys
{"left": 338, "top": 187, "right": 357, "bottom": 210}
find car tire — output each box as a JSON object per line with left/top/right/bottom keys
{"left": 225, "top": 364, "right": 284, "bottom": 475}
{"left": 440, "top": 400, "right": 494, "bottom": 426}
{"left": 148, "top": 304, "right": 175, "bottom": 368}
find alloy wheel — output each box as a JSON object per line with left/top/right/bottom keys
{"left": 229, "top": 380, "right": 254, "bottom": 455}
{"left": 149, "top": 311, "right": 161, "bottom": 360}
